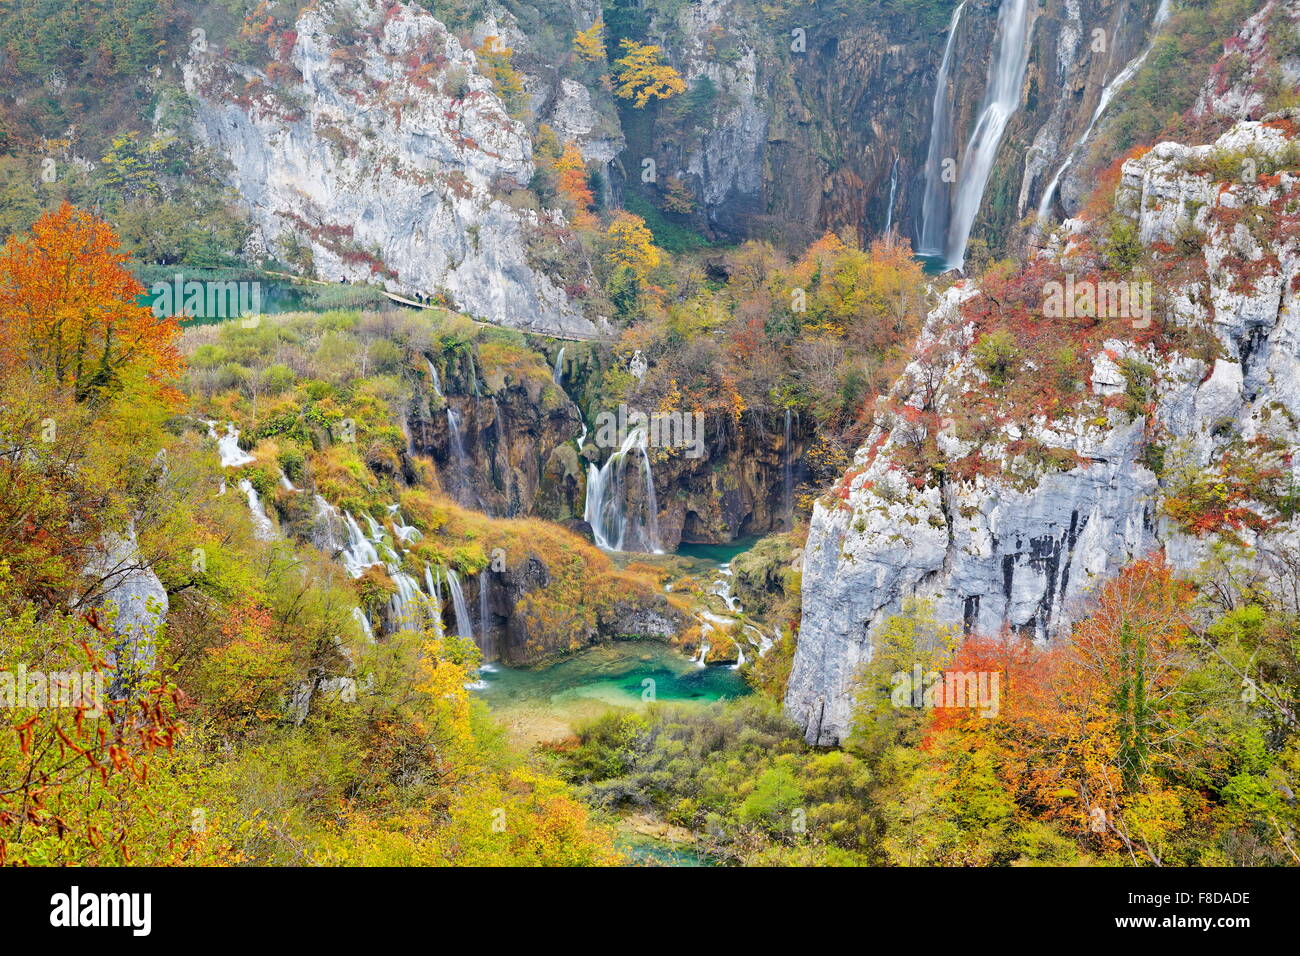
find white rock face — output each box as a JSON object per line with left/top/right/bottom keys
{"left": 787, "top": 118, "right": 1300, "bottom": 745}
{"left": 1193, "top": 0, "right": 1300, "bottom": 122}
{"left": 184, "top": 0, "right": 597, "bottom": 337}
{"left": 677, "top": 0, "right": 766, "bottom": 216}
{"left": 86, "top": 523, "right": 167, "bottom": 696}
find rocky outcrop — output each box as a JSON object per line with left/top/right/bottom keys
{"left": 786, "top": 116, "right": 1300, "bottom": 745}
{"left": 86, "top": 524, "right": 167, "bottom": 697}
{"left": 184, "top": 0, "right": 599, "bottom": 337}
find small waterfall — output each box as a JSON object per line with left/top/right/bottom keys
{"left": 239, "top": 479, "right": 276, "bottom": 540}
{"left": 732, "top": 646, "right": 744, "bottom": 671}
{"left": 1036, "top": 0, "right": 1172, "bottom": 222}
{"left": 884, "top": 155, "right": 900, "bottom": 234}
{"left": 943, "top": 0, "right": 1033, "bottom": 269}
{"left": 352, "top": 607, "right": 375, "bottom": 641}
{"left": 312, "top": 495, "right": 345, "bottom": 554}
{"left": 424, "top": 565, "right": 446, "bottom": 639}
{"left": 552, "top": 346, "right": 566, "bottom": 386}
{"left": 387, "top": 571, "right": 426, "bottom": 632}
{"left": 341, "top": 511, "right": 383, "bottom": 577}
{"left": 445, "top": 406, "right": 470, "bottom": 498}
{"left": 918, "top": 0, "right": 969, "bottom": 256}
{"left": 205, "top": 419, "right": 255, "bottom": 468}
{"left": 695, "top": 626, "right": 711, "bottom": 667}
{"left": 445, "top": 568, "right": 474, "bottom": 641}
{"left": 279, "top": 469, "right": 298, "bottom": 492}
{"left": 584, "top": 427, "right": 662, "bottom": 553}
{"left": 426, "top": 359, "right": 443, "bottom": 398}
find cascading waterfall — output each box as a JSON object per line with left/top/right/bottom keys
{"left": 918, "top": 0, "right": 969, "bottom": 256}
{"left": 884, "top": 155, "right": 900, "bottom": 234}
{"left": 942, "top": 0, "right": 1033, "bottom": 269}
{"left": 1036, "top": 0, "right": 1172, "bottom": 222}
{"left": 782, "top": 408, "right": 794, "bottom": 524}
{"left": 583, "top": 427, "right": 663, "bottom": 553}
{"left": 445, "top": 406, "right": 470, "bottom": 497}
{"left": 552, "top": 346, "right": 566, "bottom": 386}
{"left": 239, "top": 479, "right": 277, "bottom": 540}
{"left": 445, "top": 568, "right": 475, "bottom": 641}
{"left": 341, "top": 511, "right": 383, "bottom": 577}
{"left": 426, "top": 358, "right": 443, "bottom": 398}
{"left": 424, "top": 565, "right": 446, "bottom": 639}
{"left": 352, "top": 607, "right": 375, "bottom": 641}
{"left": 279, "top": 469, "right": 298, "bottom": 492}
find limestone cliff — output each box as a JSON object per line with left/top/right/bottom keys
{"left": 787, "top": 114, "right": 1300, "bottom": 745}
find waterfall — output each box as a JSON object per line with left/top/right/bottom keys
{"left": 204, "top": 419, "right": 255, "bottom": 468}
{"left": 424, "top": 565, "right": 446, "bottom": 639}
{"left": 445, "top": 568, "right": 474, "bottom": 641}
{"left": 341, "top": 511, "right": 383, "bottom": 577}
{"left": 552, "top": 346, "right": 566, "bottom": 386}
{"left": 445, "top": 406, "right": 470, "bottom": 498}
{"left": 279, "top": 469, "right": 298, "bottom": 492}
{"left": 695, "top": 626, "right": 711, "bottom": 667}
{"left": 352, "top": 606, "right": 375, "bottom": 641}
{"left": 584, "top": 427, "right": 663, "bottom": 553}
{"left": 1036, "top": 0, "right": 1171, "bottom": 222}
{"left": 478, "top": 571, "right": 495, "bottom": 661}
{"left": 943, "top": 0, "right": 1033, "bottom": 269}
{"left": 238, "top": 479, "right": 277, "bottom": 540}
{"left": 732, "top": 646, "right": 744, "bottom": 671}
{"left": 918, "top": 0, "right": 969, "bottom": 256}
{"left": 884, "top": 156, "right": 900, "bottom": 234}
{"left": 426, "top": 358, "right": 443, "bottom": 398}
{"left": 312, "top": 495, "right": 345, "bottom": 553}
{"left": 782, "top": 408, "right": 794, "bottom": 523}
{"left": 387, "top": 571, "right": 426, "bottom": 632}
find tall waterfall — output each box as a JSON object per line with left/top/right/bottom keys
{"left": 426, "top": 358, "right": 443, "bottom": 398}
{"left": 1036, "top": 0, "right": 1172, "bottom": 222}
{"left": 445, "top": 406, "right": 471, "bottom": 501}
{"left": 918, "top": 0, "right": 969, "bottom": 256}
{"left": 552, "top": 346, "right": 566, "bottom": 386}
{"left": 584, "top": 427, "right": 663, "bottom": 553}
{"left": 445, "top": 568, "right": 474, "bottom": 641}
{"left": 884, "top": 156, "right": 900, "bottom": 234}
{"left": 782, "top": 409, "right": 794, "bottom": 525}
{"left": 478, "top": 571, "right": 495, "bottom": 661}
{"left": 943, "top": 0, "right": 1033, "bottom": 269}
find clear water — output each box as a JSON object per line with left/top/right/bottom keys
{"left": 472, "top": 642, "right": 748, "bottom": 746}
{"left": 674, "top": 536, "right": 760, "bottom": 566}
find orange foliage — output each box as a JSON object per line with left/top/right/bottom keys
{"left": 0, "top": 202, "right": 182, "bottom": 403}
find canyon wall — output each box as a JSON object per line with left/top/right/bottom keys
{"left": 787, "top": 112, "right": 1300, "bottom": 744}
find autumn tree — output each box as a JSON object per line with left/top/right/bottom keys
{"left": 612, "top": 40, "right": 685, "bottom": 108}
{"left": 604, "top": 211, "right": 661, "bottom": 280}
{"left": 0, "top": 202, "right": 182, "bottom": 403}
{"left": 554, "top": 142, "right": 596, "bottom": 229}
{"left": 573, "top": 20, "right": 605, "bottom": 63}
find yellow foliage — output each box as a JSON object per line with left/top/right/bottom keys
{"left": 573, "top": 20, "right": 605, "bottom": 63}
{"left": 612, "top": 39, "right": 685, "bottom": 108}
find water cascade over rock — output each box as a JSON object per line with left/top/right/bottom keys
{"left": 583, "top": 427, "right": 663, "bottom": 553}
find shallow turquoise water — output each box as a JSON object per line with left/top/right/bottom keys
{"left": 674, "top": 536, "right": 761, "bottom": 566}
{"left": 473, "top": 642, "right": 747, "bottom": 714}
